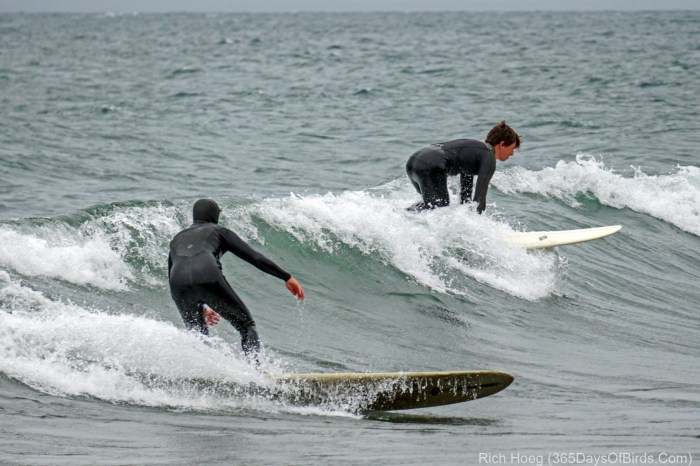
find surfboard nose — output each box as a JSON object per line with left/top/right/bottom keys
{"left": 471, "top": 370, "right": 514, "bottom": 399}
{"left": 499, "top": 371, "right": 515, "bottom": 387}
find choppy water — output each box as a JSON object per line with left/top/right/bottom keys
{"left": 1, "top": 10, "right": 699, "bottom": 466}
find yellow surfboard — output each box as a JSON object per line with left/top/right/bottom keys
{"left": 156, "top": 370, "right": 513, "bottom": 413}
{"left": 272, "top": 370, "right": 514, "bottom": 412}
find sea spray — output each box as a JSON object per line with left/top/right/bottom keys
{"left": 254, "top": 187, "right": 559, "bottom": 300}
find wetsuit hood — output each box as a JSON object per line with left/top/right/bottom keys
{"left": 192, "top": 199, "right": 221, "bottom": 224}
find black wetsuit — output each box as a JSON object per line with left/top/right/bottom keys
{"left": 405, "top": 139, "right": 496, "bottom": 214}
{"left": 168, "top": 199, "right": 290, "bottom": 356}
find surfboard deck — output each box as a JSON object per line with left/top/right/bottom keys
{"left": 173, "top": 370, "right": 513, "bottom": 413}
{"left": 273, "top": 370, "right": 514, "bottom": 412}
{"left": 505, "top": 225, "right": 621, "bottom": 250}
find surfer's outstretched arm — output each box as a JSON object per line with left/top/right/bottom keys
{"left": 220, "top": 228, "right": 305, "bottom": 300}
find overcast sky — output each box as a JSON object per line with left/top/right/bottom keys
{"left": 1, "top": 0, "right": 699, "bottom": 13}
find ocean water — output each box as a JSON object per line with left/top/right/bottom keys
{"left": 1, "top": 10, "right": 699, "bottom": 466}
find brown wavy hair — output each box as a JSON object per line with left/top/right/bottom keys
{"left": 485, "top": 120, "right": 521, "bottom": 149}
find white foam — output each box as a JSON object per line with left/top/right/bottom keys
{"left": 0, "top": 228, "right": 132, "bottom": 291}
{"left": 0, "top": 203, "right": 183, "bottom": 290}
{"left": 79, "top": 203, "right": 183, "bottom": 287}
{"left": 493, "top": 154, "right": 700, "bottom": 236}
{"left": 0, "top": 275, "right": 372, "bottom": 416}
{"left": 254, "top": 183, "right": 558, "bottom": 300}
{"left": 0, "top": 274, "right": 278, "bottom": 410}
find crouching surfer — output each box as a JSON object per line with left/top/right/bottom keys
{"left": 168, "top": 199, "right": 304, "bottom": 364}
{"left": 405, "top": 120, "right": 521, "bottom": 214}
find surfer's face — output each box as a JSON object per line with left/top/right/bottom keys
{"left": 494, "top": 142, "right": 517, "bottom": 161}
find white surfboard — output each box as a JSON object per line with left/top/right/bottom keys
{"left": 505, "top": 225, "right": 622, "bottom": 250}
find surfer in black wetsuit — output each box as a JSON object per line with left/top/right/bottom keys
{"left": 168, "top": 199, "right": 305, "bottom": 360}
{"left": 405, "top": 120, "right": 521, "bottom": 214}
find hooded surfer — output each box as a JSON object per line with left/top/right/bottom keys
{"left": 168, "top": 199, "right": 304, "bottom": 361}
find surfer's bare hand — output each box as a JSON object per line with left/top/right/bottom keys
{"left": 286, "top": 277, "right": 305, "bottom": 301}
{"left": 204, "top": 306, "right": 221, "bottom": 326}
